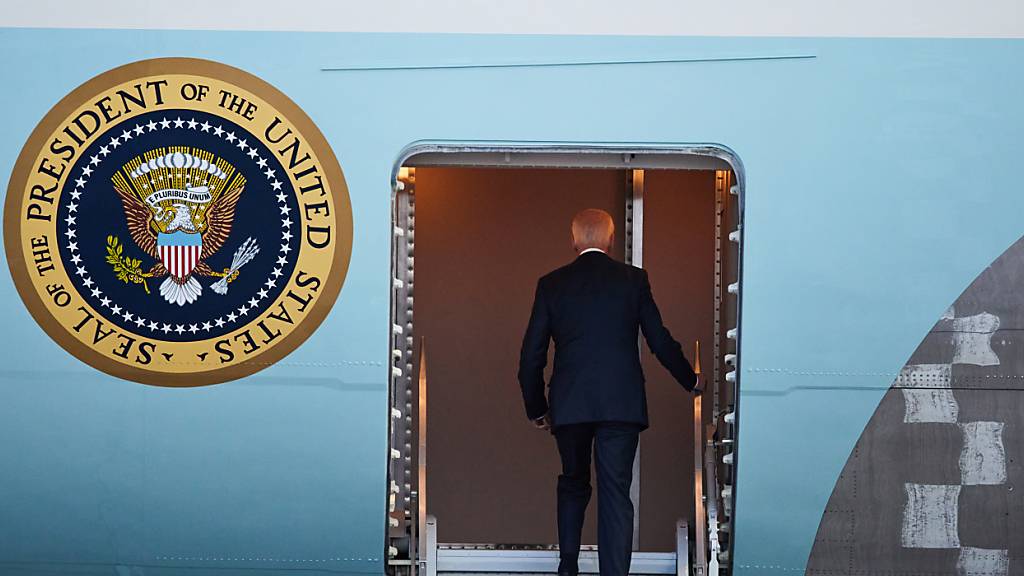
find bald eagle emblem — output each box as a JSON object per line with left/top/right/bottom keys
{"left": 108, "top": 148, "right": 260, "bottom": 306}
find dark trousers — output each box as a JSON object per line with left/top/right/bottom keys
{"left": 554, "top": 422, "right": 641, "bottom": 576}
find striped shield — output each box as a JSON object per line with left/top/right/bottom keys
{"left": 157, "top": 231, "right": 203, "bottom": 278}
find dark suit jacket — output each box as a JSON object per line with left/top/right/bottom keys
{"left": 518, "top": 251, "right": 697, "bottom": 429}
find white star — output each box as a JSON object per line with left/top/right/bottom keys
{"left": 265, "top": 278, "right": 277, "bottom": 289}
{"left": 100, "top": 296, "right": 111, "bottom": 307}
{"left": 99, "top": 145, "right": 110, "bottom": 157}
{"left": 280, "top": 243, "right": 291, "bottom": 254}
{"left": 161, "top": 323, "right": 171, "bottom": 333}
{"left": 271, "top": 268, "right": 283, "bottom": 278}
{"left": 82, "top": 166, "right": 93, "bottom": 177}
{"left": 281, "top": 230, "right": 293, "bottom": 241}
{"left": 159, "top": 117, "right": 171, "bottom": 129}
{"left": 276, "top": 255, "right": 287, "bottom": 266}
{"left": 148, "top": 320, "right": 159, "bottom": 330}
{"left": 65, "top": 228, "right": 76, "bottom": 239}
{"left": 281, "top": 218, "right": 292, "bottom": 228}
{"left": 68, "top": 203, "right": 78, "bottom": 212}
{"left": 70, "top": 190, "right": 82, "bottom": 200}
{"left": 257, "top": 157, "right": 268, "bottom": 168}
{"left": 133, "top": 124, "right": 145, "bottom": 135}
{"left": 173, "top": 117, "right": 185, "bottom": 128}
{"left": 248, "top": 296, "right": 259, "bottom": 307}
{"left": 82, "top": 277, "right": 94, "bottom": 287}
{"left": 214, "top": 317, "right": 225, "bottom": 328}
{"left": 200, "top": 121, "right": 211, "bottom": 132}
{"left": 174, "top": 324, "right": 185, "bottom": 334}
{"left": 135, "top": 316, "right": 145, "bottom": 327}
{"left": 257, "top": 288, "right": 269, "bottom": 299}
{"left": 213, "top": 125, "right": 224, "bottom": 136}
{"left": 65, "top": 215, "right": 76, "bottom": 226}
{"left": 75, "top": 266, "right": 86, "bottom": 276}
{"left": 226, "top": 312, "right": 237, "bottom": 322}
{"left": 121, "top": 129, "right": 133, "bottom": 141}
{"left": 89, "top": 155, "right": 100, "bottom": 166}
{"left": 202, "top": 321, "right": 212, "bottom": 331}
{"left": 187, "top": 118, "right": 198, "bottom": 129}
{"left": 247, "top": 148, "right": 258, "bottom": 159}
{"left": 91, "top": 287, "right": 101, "bottom": 298}
{"left": 279, "top": 205, "right": 291, "bottom": 215}
{"left": 275, "top": 192, "right": 287, "bottom": 203}
{"left": 146, "top": 120, "right": 158, "bottom": 131}
{"left": 225, "top": 131, "right": 236, "bottom": 142}
{"left": 271, "top": 180, "right": 283, "bottom": 191}
{"left": 188, "top": 324, "right": 199, "bottom": 333}
{"left": 67, "top": 241, "right": 78, "bottom": 251}
{"left": 263, "top": 168, "right": 276, "bottom": 179}
{"left": 110, "top": 137, "right": 121, "bottom": 149}
{"left": 70, "top": 254, "right": 82, "bottom": 264}
{"left": 113, "top": 306, "right": 123, "bottom": 316}
{"left": 238, "top": 305, "right": 249, "bottom": 316}
{"left": 236, "top": 138, "right": 248, "bottom": 150}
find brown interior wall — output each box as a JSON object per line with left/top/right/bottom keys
{"left": 413, "top": 167, "right": 625, "bottom": 545}
{"left": 412, "top": 166, "right": 718, "bottom": 550}
{"left": 637, "top": 169, "right": 718, "bottom": 551}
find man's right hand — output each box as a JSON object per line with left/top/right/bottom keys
{"left": 532, "top": 413, "right": 551, "bottom": 431}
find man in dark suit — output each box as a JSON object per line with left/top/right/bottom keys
{"left": 518, "top": 208, "right": 700, "bottom": 576}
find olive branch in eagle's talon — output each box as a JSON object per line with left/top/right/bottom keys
{"left": 105, "top": 235, "right": 154, "bottom": 294}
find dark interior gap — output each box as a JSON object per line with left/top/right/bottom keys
{"left": 406, "top": 165, "right": 735, "bottom": 552}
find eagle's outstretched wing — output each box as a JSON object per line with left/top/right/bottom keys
{"left": 200, "top": 185, "right": 244, "bottom": 261}
{"left": 114, "top": 186, "right": 158, "bottom": 258}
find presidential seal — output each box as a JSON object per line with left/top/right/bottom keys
{"left": 4, "top": 58, "right": 352, "bottom": 386}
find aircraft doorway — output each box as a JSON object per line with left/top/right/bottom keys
{"left": 387, "top": 147, "right": 742, "bottom": 576}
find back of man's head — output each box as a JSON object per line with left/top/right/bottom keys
{"left": 571, "top": 209, "right": 615, "bottom": 253}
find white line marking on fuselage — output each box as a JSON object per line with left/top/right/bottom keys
{"left": 957, "top": 547, "right": 1009, "bottom": 576}
{"left": 898, "top": 364, "right": 959, "bottom": 423}
{"left": 903, "top": 389, "right": 959, "bottom": 423}
{"left": 959, "top": 422, "right": 1007, "bottom": 486}
{"left": 947, "top": 312, "right": 1001, "bottom": 366}
{"left": 901, "top": 483, "right": 961, "bottom": 549}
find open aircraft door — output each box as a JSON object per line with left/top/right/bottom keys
{"left": 386, "top": 147, "right": 742, "bottom": 576}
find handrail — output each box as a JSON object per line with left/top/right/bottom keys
{"left": 417, "top": 338, "right": 429, "bottom": 575}
{"left": 704, "top": 431, "right": 721, "bottom": 576}
{"left": 692, "top": 341, "right": 707, "bottom": 576}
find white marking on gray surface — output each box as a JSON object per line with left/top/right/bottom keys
{"left": 959, "top": 422, "right": 1007, "bottom": 485}
{"left": 941, "top": 305, "right": 956, "bottom": 320}
{"left": 957, "top": 547, "right": 1009, "bottom": 576}
{"left": 903, "top": 388, "right": 959, "bottom": 423}
{"left": 901, "top": 483, "right": 961, "bottom": 549}
{"left": 949, "top": 312, "right": 1001, "bottom": 366}
{"left": 896, "top": 364, "right": 952, "bottom": 389}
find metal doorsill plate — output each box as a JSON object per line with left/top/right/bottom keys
{"left": 440, "top": 544, "right": 595, "bottom": 551}
{"left": 437, "top": 547, "right": 677, "bottom": 574}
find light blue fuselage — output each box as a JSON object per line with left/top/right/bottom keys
{"left": 1, "top": 28, "right": 1022, "bottom": 576}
